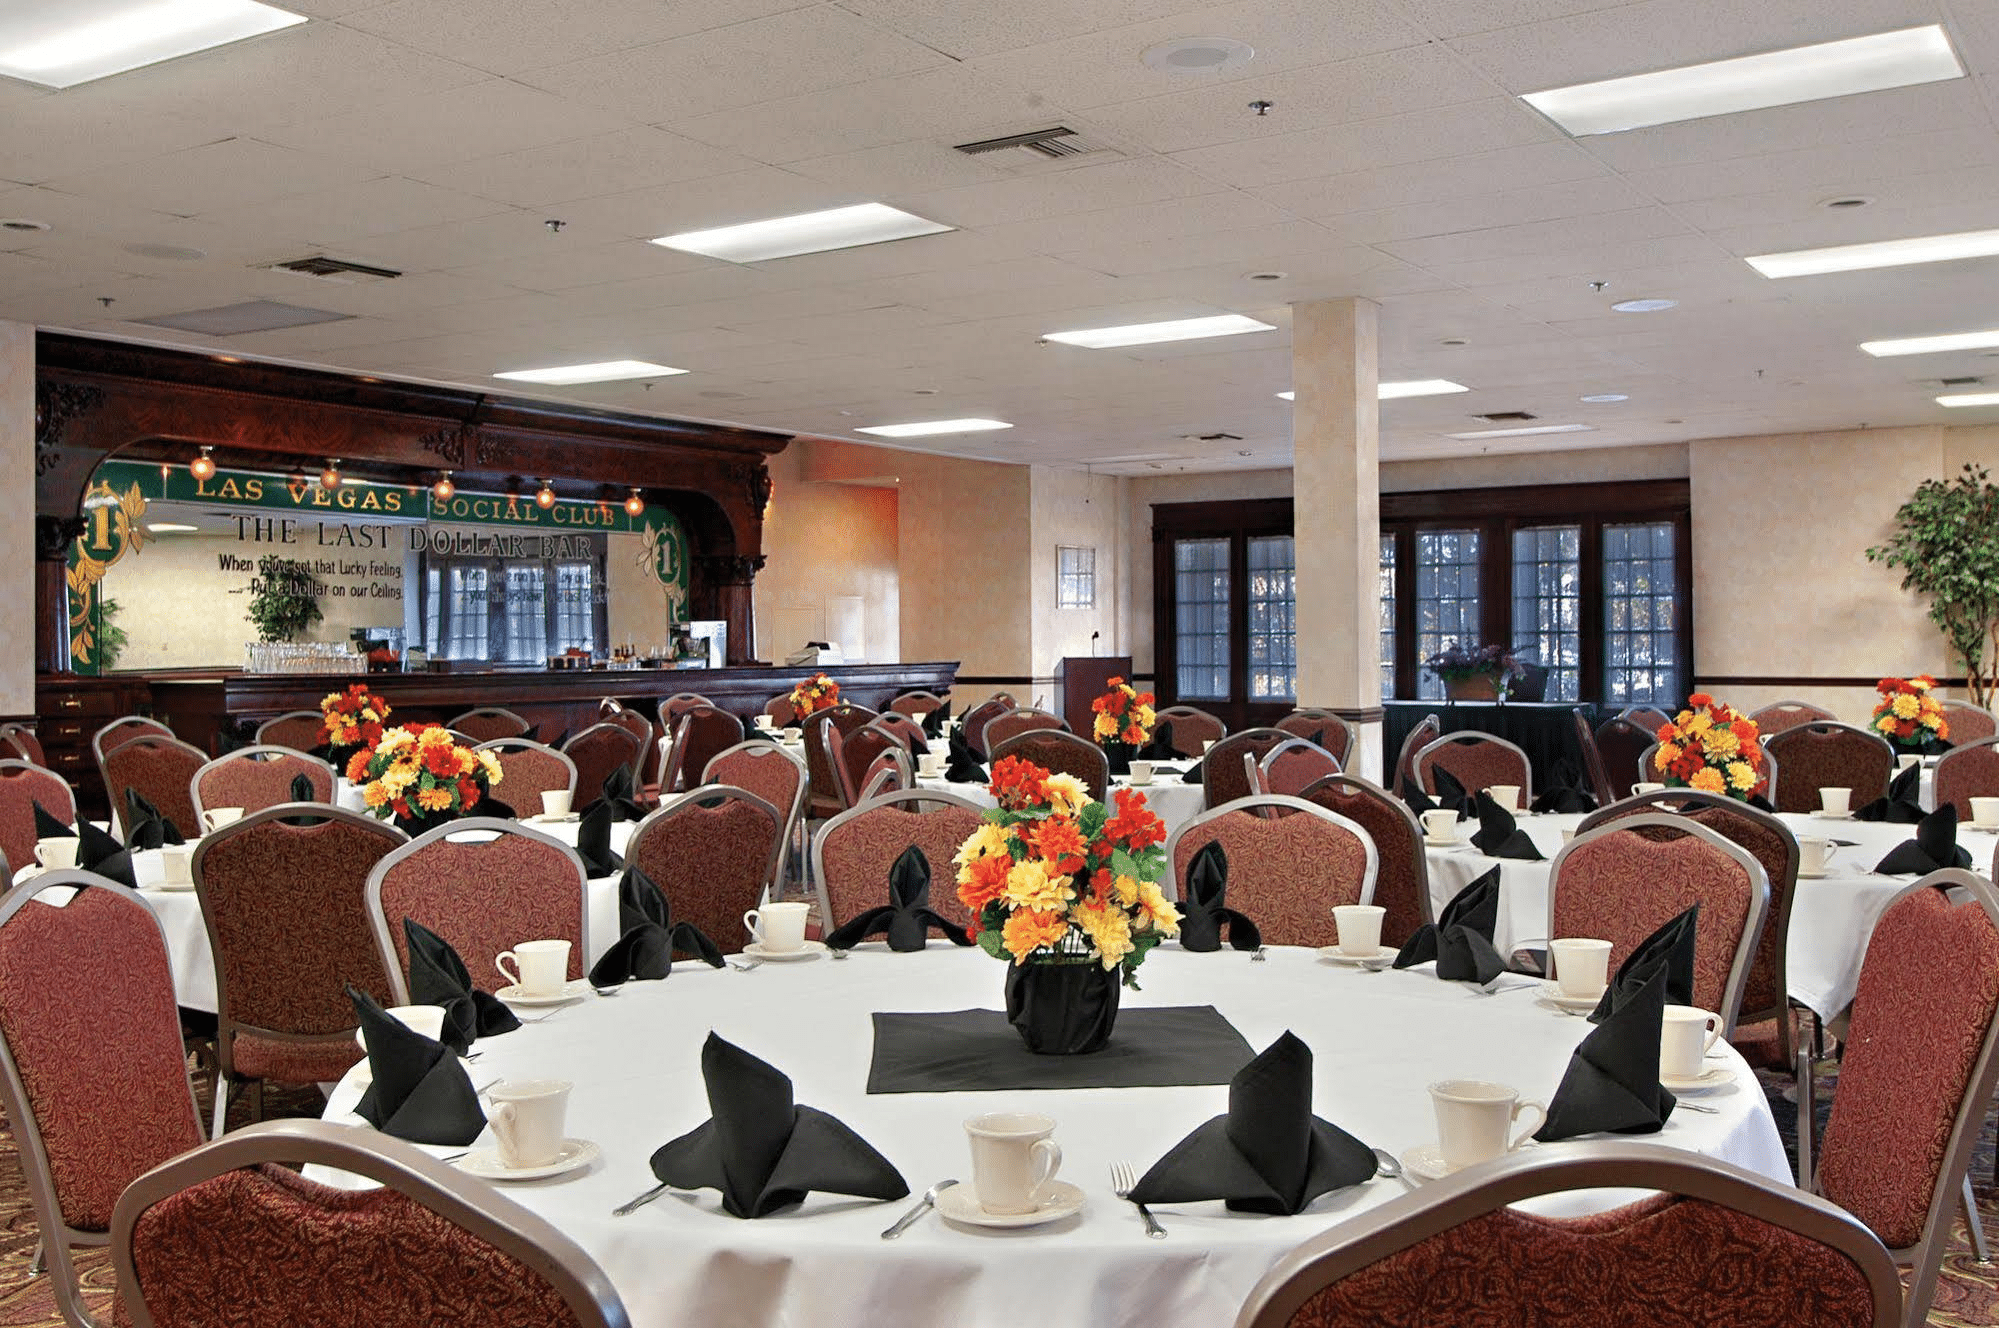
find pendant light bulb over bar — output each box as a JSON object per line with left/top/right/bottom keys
{"left": 318, "top": 458, "right": 343, "bottom": 489}
{"left": 624, "top": 488, "right": 645, "bottom": 517}
{"left": 189, "top": 446, "right": 216, "bottom": 481}
{"left": 534, "top": 479, "right": 557, "bottom": 510}
{"left": 431, "top": 471, "right": 455, "bottom": 501}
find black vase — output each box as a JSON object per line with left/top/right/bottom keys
{"left": 1101, "top": 738, "right": 1134, "bottom": 777}
{"left": 392, "top": 808, "right": 460, "bottom": 836}
{"left": 1004, "top": 960, "right": 1121, "bottom": 1055}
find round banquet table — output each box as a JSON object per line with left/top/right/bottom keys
{"left": 318, "top": 944, "right": 1785, "bottom": 1328}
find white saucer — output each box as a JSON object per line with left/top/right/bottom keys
{"left": 1797, "top": 868, "right": 1831, "bottom": 880}
{"left": 1123, "top": 779, "right": 1157, "bottom": 789}
{"left": 1400, "top": 1144, "right": 1460, "bottom": 1184}
{"left": 1661, "top": 1065, "right": 1734, "bottom": 1093}
{"left": 937, "top": 1180, "right": 1085, "bottom": 1228}
{"left": 1537, "top": 981, "right": 1604, "bottom": 1013}
{"left": 455, "top": 1138, "right": 600, "bottom": 1182}
{"left": 1422, "top": 835, "right": 1463, "bottom": 848}
{"left": 524, "top": 812, "right": 580, "bottom": 824}
{"left": 1811, "top": 810, "right": 1854, "bottom": 821}
{"left": 495, "top": 978, "right": 592, "bottom": 1006}
{"left": 1971, "top": 823, "right": 1999, "bottom": 834}
{"left": 147, "top": 880, "right": 197, "bottom": 893}
{"left": 1319, "top": 945, "right": 1398, "bottom": 969}
{"left": 743, "top": 940, "right": 828, "bottom": 962}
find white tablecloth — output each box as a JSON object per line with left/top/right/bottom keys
{"left": 317, "top": 945, "right": 1783, "bottom": 1328}
{"left": 1422, "top": 811, "right": 1998, "bottom": 1020}
{"left": 916, "top": 764, "right": 1206, "bottom": 836}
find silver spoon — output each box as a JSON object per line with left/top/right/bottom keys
{"left": 1250, "top": 946, "right": 1268, "bottom": 963}
{"left": 1372, "top": 1147, "right": 1413, "bottom": 1189}
{"left": 729, "top": 957, "right": 765, "bottom": 973}
{"left": 613, "top": 1182, "right": 671, "bottom": 1216}
{"left": 880, "top": 1178, "right": 958, "bottom": 1239}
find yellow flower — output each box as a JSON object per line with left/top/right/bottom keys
{"left": 1891, "top": 693, "right": 1920, "bottom": 720}
{"left": 380, "top": 762, "right": 417, "bottom": 794}
{"left": 1001, "top": 909, "right": 1070, "bottom": 963}
{"left": 1111, "top": 874, "right": 1140, "bottom": 906}
{"left": 1655, "top": 743, "right": 1682, "bottom": 770}
{"left": 1701, "top": 728, "right": 1739, "bottom": 759}
{"left": 418, "top": 726, "right": 453, "bottom": 749}
{"left": 1689, "top": 767, "right": 1725, "bottom": 794}
{"left": 415, "top": 785, "right": 453, "bottom": 811}
{"left": 1136, "top": 879, "right": 1181, "bottom": 935}
{"left": 1876, "top": 715, "right": 1898, "bottom": 734}
{"left": 1093, "top": 713, "right": 1117, "bottom": 740}
{"left": 954, "top": 822, "right": 1011, "bottom": 876}
{"left": 1686, "top": 712, "right": 1713, "bottom": 736}
{"left": 1726, "top": 761, "right": 1757, "bottom": 791}
{"left": 362, "top": 779, "right": 392, "bottom": 807}
{"left": 477, "top": 751, "right": 504, "bottom": 784}
{"left": 1135, "top": 705, "right": 1156, "bottom": 728}
{"left": 1073, "top": 899, "right": 1134, "bottom": 970}
{"left": 1002, "top": 858, "right": 1075, "bottom": 912}
{"left": 1041, "top": 773, "right": 1091, "bottom": 818}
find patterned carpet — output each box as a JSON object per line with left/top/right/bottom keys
{"left": 0, "top": 1059, "right": 1996, "bottom": 1324}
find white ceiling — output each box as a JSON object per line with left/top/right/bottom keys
{"left": 5, "top": 0, "right": 1999, "bottom": 474}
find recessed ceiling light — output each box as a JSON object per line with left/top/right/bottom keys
{"left": 0, "top": 0, "right": 307, "bottom": 89}
{"left": 1276, "top": 380, "right": 1470, "bottom": 402}
{"left": 1045, "top": 314, "right": 1275, "bottom": 349}
{"left": 1747, "top": 227, "right": 1999, "bottom": 278}
{"left": 1446, "top": 424, "right": 1596, "bottom": 439}
{"left": 1520, "top": 25, "right": 1962, "bottom": 136}
{"left": 494, "top": 360, "right": 687, "bottom": 385}
{"left": 854, "top": 418, "right": 1013, "bottom": 438}
{"left": 1141, "top": 37, "right": 1254, "bottom": 75}
{"left": 1937, "top": 392, "right": 1999, "bottom": 408}
{"left": 131, "top": 300, "right": 348, "bottom": 335}
{"left": 1861, "top": 329, "right": 1999, "bottom": 357}
{"left": 1580, "top": 393, "right": 1630, "bottom": 403}
{"left": 650, "top": 203, "right": 952, "bottom": 263}
{"left": 1611, "top": 298, "right": 1677, "bottom": 313}
{"left": 144, "top": 522, "right": 198, "bottom": 534}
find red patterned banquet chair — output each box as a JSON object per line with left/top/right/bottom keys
{"left": 659, "top": 705, "right": 744, "bottom": 796}
{"left": 1202, "top": 728, "right": 1293, "bottom": 809}
{"left": 92, "top": 714, "right": 172, "bottom": 764}
{"left": 1417, "top": 733, "right": 1533, "bottom": 803}
{"left": 1619, "top": 706, "right": 1675, "bottom": 734}
{"left": 562, "top": 721, "right": 647, "bottom": 809}
{"left": 99, "top": 733, "right": 204, "bottom": 840}
{"left": 1763, "top": 722, "right": 1893, "bottom": 816}
{"left": 763, "top": 694, "right": 799, "bottom": 726}
{"left": 828, "top": 722, "right": 903, "bottom": 811}
{"left": 991, "top": 729, "right": 1111, "bottom": 802}
{"left": 859, "top": 753, "right": 910, "bottom": 801}
{"left": 0, "top": 722, "right": 46, "bottom": 766}
{"left": 803, "top": 704, "right": 877, "bottom": 818}
{"left": 1572, "top": 707, "right": 1616, "bottom": 807}
{"left": 888, "top": 689, "right": 946, "bottom": 720}
{"left": 597, "top": 702, "right": 658, "bottom": 786}
{"left": 1298, "top": 774, "right": 1433, "bottom": 948}
{"left": 655, "top": 692, "right": 713, "bottom": 730}
{"left": 0, "top": 759, "right": 75, "bottom": 880}
{"left": 1274, "top": 709, "right": 1355, "bottom": 766}
{"left": 367, "top": 820, "right": 589, "bottom": 1006}
{"left": 191, "top": 746, "right": 334, "bottom": 820}
{"left": 702, "top": 742, "right": 808, "bottom": 888}
{"left": 1234, "top": 1142, "right": 1900, "bottom": 1328}
{"left": 1389, "top": 714, "right": 1441, "bottom": 799}
{"left": 1941, "top": 700, "right": 1999, "bottom": 743}
{"left": 473, "top": 739, "right": 577, "bottom": 811}
{"left": 1813, "top": 871, "right": 1999, "bottom": 1327}
{"left": 1165, "top": 797, "right": 1378, "bottom": 948}
{"left": 112, "top": 1118, "right": 631, "bottom": 1328}
{"left": 869, "top": 712, "right": 928, "bottom": 751}
{"left": 813, "top": 789, "right": 985, "bottom": 938}
{"left": 1593, "top": 715, "right": 1655, "bottom": 803}
{"left": 1253, "top": 738, "right": 1342, "bottom": 800}
{"left": 960, "top": 695, "right": 1016, "bottom": 758}
{"left": 0, "top": 872, "right": 206, "bottom": 1328}
{"left": 448, "top": 707, "right": 534, "bottom": 743}
{"left": 194, "top": 806, "right": 407, "bottom": 1137}
{"left": 252, "top": 710, "right": 325, "bottom": 752}
{"left": 982, "top": 707, "right": 1068, "bottom": 753}
{"left": 1750, "top": 699, "right": 1838, "bottom": 736}
{"left": 624, "top": 787, "right": 783, "bottom": 953}
{"left": 1547, "top": 814, "right": 1767, "bottom": 1033}
{"left": 1154, "top": 705, "right": 1227, "bottom": 758}
{"left": 1932, "top": 737, "right": 1999, "bottom": 820}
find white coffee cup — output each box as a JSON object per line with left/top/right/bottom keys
{"left": 743, "top": 900, "right": 809, "bottom": 952}
{"left": 1661, "top": 1005, "right": 1722, "bottom": 1079}
{"left": 200, "top": 807, "right": 244, "bottom": 833}
{"left": 916, "top": 752, "right": 944, "bottom": 778}
{"left": 1333, "top": 904, "right": 1385, "bottom": 956}
{"left": 1201, "top": 739, "right": 1216, "bottom": 754}
{"left": 754, "top": 714, "right": 775, "bottom": 730}
{"left": 1548, "top": 938, "right": 1613, "bottom": 999}
{"left": 965, "top": 1111, "right": 1063, "bottom": 1215}
{"left": 1632, "top": 782, "right": 1666, "bottom": 796}
{"left": 486, "top": 1079, "right": 572, "bottom": 1169}
{"left": 1819, "top": 787, "right": 1851, "bottom": 817}
{"left": 34, "top": 836, "right": 78, "bottom": 870}
{"left": 1429, "top": 1080, "right": 1545, "bottom": 1171}
{"left": 1127, "top": 760, "right": 1154, "bottom": 786}
{"left": 158, "top": 844, "right": 194, "bottom": 885}
{"left": 539, "top": 789, "right": 573, "bottom": 818}
{"left": 781, "top": 726, "right": 802, "bottom": 742}
{"left": 496, "top": 939, "right": 571, "bottom": 996}
{"left": 1560, "top": 828, "right": 1577, "bottom": 844}
{"left": 1974, "top": 797, "right": 1999, "bottom": 829}
{"left": 1420, "top": 808, "right": 1457, "bottom": 841}
{"left": 1487, "top": 784, "right": 1522, "bottom": 813}
{"left": 355, "top": 1003, "right": 448, "bottom": 1049}
{"left": 1898, "top": 753, "right": 1922, "bottom": 773}
{"left": 1798, "top": 837, "right": 1838, "bottom": 876}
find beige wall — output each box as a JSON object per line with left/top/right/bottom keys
{"left": 0, "top": 324, "right": 30, "bottom": 715}
{"left": 750, "top": 443, "right": 900, "bottom": 665}
{"left": 1028, "top": 467, "right": 1128, "bottom": 692}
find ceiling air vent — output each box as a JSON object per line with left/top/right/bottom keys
{"left": 1195, "top": 431, "right": 1243, "bottom": 442}
{"left": 1474, "top": 410, "right": 1538, "bottom": 423}
{"left": 1939, "top": 376, "right": 1984, "bottom": 388}
{"left": 262, "top": 255, "right": 403, "bottom": 282}
{"left": 954, "top": 126, "right": 1097, "bottom": 160}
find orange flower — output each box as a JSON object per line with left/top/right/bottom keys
{"left": 1001, "top": 908, "right": 1070, "bottom": 963}
{"left": 989, "top": 755, "right": 1050, "bottom": 810}
{"left": 957, "top": 853, "right": 1012, "bottom": 913}
{"left": 345, "top": 749, "right": 372, "bottom": 782}
{"left": 1031, "top": 818, "right": 1089, "bottom": 875}
{"left": 1106, "top": 788, "right": 1166, "bottom": 851}
{"left": 1687, "top": 692, "right": 1714, "bottom": 708}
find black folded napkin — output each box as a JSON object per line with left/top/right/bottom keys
{"left": 825, "top": 845, "right": 974, "bottom": 952}
{"left": 583, "top": 765, "right": 648, "bottom": 823}
{"left": 402, "top": 918, "right": 520, "bottom": 1053}
{"left": 650, "top": 1033, "right": 908, "bottom": 1218}
{"left": 1747, "top": 792, "right": 1777, "bottom": 813}
{"left": 1137, "top": 720, "right": 1177, "bottom": 762}
{"left": 1536, "top": 964, "right": 1676, "bottom": 1141}
{"left": 1588, "top": 904, "right": 1697, "bottom": 1023}
{"left": 587, "top": 865, "right": 725, "bottom": 986}
{"left": 1130, "top": 1031, "right": 1374, "bottom": 1214}
{"left": 943, "top": 732, "right": 986, "bottom": 784}
{"left": 1875, "top": 804, "right": 1973, "bottom": 875}
{"left": 1402, "top": 767, "right": 1472, "bottom": 821}
{"left": 124, "top": 788, "right": 185, "bottom": 849}
{"left": 1470, "top": 791, "right": 1544, "bottom": 861}
{"left": 919, "top": 701, "right": 952, "bottom": 738}
{"left": 348, "top": 986, "right": 486, "bottom": 1147}
{"left": 575, "top": 801, "right": 624, "bottom": 877}
{"left": 1179, "top": 758, "right": 1204, "bottom": 784}
{"left": 1530, "top": 758, "right": 1597, "bottom": 814}
{"left": 1393, "top": 866, "right": 1511, "bottom": 984}
{"left": 479, "top": 797, "right": 518, "bottom": 819}
{"left": 77, "top": 819, "right": 136, "bottom": 888}
{"left": 1177, "top": 841, "right": 1261, "bottom": 952}
{"left": 1855, "top": 763, "right": 1925, "bottom": 823}
{"left": 742, "top": 728, "right": 779, "bottom": 743}
{"left": 288, "top": 772, "right": 317, "bottom": 803}
{"left": 32, "top": 800, "right": 74, "bottom": 841}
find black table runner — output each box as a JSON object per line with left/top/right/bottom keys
{"left": 868, "top": 1005, "right": 1254, "bottom": 1094}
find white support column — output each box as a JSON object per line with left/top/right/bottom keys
{"left": 0, "top": 323, "right": 33, "bottom": 717}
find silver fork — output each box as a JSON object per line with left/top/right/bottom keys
{"left": 1109, "top": 1162, "right": 1166, "bottom": 1238}
{"left": 1250, "top": 946, "right": 1268, "bottom": 963}
{"left": 730, "top": 957, "right": 765, "bottom": 973}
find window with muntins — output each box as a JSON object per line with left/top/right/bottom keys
{"left": 1174, "top": 538, "right": 1230, "bottom": 700}
{"left": 1414, "top": 529, "right": 1482, "bottom": 701}
{"left": 1511, "top": 525, "right": 1582, "bottom": 702}
{"left": 1604, "top": 521, "right": 1681, "bottom": 704}
{"left": 1247, "top": 535, "right": 1296, "bottom": 701}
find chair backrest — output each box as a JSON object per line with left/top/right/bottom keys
{"left": 0, "top": 722, "right": 45, "bottom": 766}
{"left": 192, "top": 746, "right": 335, "bottom": 820}
{"left": 1274, "top": 709, "right": 1355, "bottom": 764}
{"left": 1941, "top": 699, "right": 1998, "bottom": 743}
{"left": 1750, "top": 699, "right": 1837, "bottom": 735}
{"left": 1593, "top": 716, "right": 1655, "bottom": 803}
{"left": 598, "top": 706, "right": 656, "bottom": 782}
{"left": 813, "top": 789, "right": 986, "bottom": 936}
{"left": 802, "top": 704, "right": 877, "bottom": 809}
{"left": 254, "top": 710, "right": 326, "bottom": 752}
{"left": 960, "top": 695, "right": 1016, "bottom": 757}
{"left": 1817, "top": 871, "right": 1999, "bottom": 1322}
{"left": 1572, "top": 707, "right": 1615, "bottom": 807}
{"left": 663, "top": 705, "right": 744, "bottom": 795}
{"left": 763, "top": 693, "right": 798, "bottom": 725}
{"left": 449, "top": 707, "right": 533, "bottom": 743}
{"left": 1165, "top": 797, "right": 1378, "bottom": 948}
{"left": 112, "top": 1118, "right": 630, "bottom": 1328}
{"left": 991, "top": 729, "right": 1111, "bottom": 802}
{"left": 1298, "top": 774, "right": 1432, "bottom": 946}
{"left": 655, "top": 692, "right": 713, "bottom": 730}
{"left": 1931, "top": 736, "right": 1999, "bottom": 820}
{"left": 859, "top": 753, "right": 909, "bottom": 801}
{"left": 101, "top": 733, "right": 206, "bottom": 836}
{"left": 0, "top": 759, "right": 74, "bottom": 878}
{"left": 92, "top": 714, "right": 173, "bottom": 766}
{"left": 982, "top": 707, "right": 1068, "bottom": 752}
{"left": 1235, "top": 1142, "right": 1900, "bottom": 1328}
{"left": 701, "top": 741, "right": 807, "bottom": 838}
{"left": 1763, "top": 722, "right": 1893, "bottom": 816}
{"left": 473, "top": 739, "right": 577, "bottom": 808}
{"left": 887, "top": 690, "right": 945, "bottom": 719}
{"left": 1391, "top": 713, "right": 1440, "bottom": 798}
{"left": 561, "top": 722, "right": 647, "bottom": 807}
{"left": 1255, "top": 738, "right": 1342, "bottom": 799}
{"left": 1620, "top": 705, "right": 1674, "bottom": 731}
{"left": 1417, "top": 732, "right": 1534, "bottom": 800}
{"left": 623, "top": 788, "right": 783, "bottom": 954}
{"left": 367, "top": 820, "right": 590, "bottom": 1002}
{"left": 1204, "top": 727, "right": 1293, "bottom": 808}
{"left": 828, "top": 723, "right": 902, "bottom": 809}
{"left": 1154, "top": 706, "right": 1227, "bottom": 757}
{"left": 868, "top": 712, "right": 928, "bottom": 751}
{"left": 1547, "top": 814, "right": 1768, "bottom": 1031}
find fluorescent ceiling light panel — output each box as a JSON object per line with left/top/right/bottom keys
{"left": 1521, "top": 26, "right": 1962, "bottom": 136}
{"left": 1861, "top": 329, "right": 1999, "bottom": 357}
{"left": 651, "top": 203, "right": 951, "bottom": 263}
{"left": 854, "top": 418, "right": 1013, "bottom": 438}
{"left": 1276, "top": 380, "right": 1469, "bottom": 402}
{"left": 494, "top": 360, "right": 686, "bottom": 385}
{"left": 1746, "top": 227, "right": 1999, "bottom": 278}
{"left": 1446, "top": 424, "right": 1596, "bottom": 440}
{"left": 1045, "top": 315, "right": 1275, "bottom": 349}
{"left": 1937, "top": 392, "right": 1999, "bottom": 408}
{"left": 0, "top": 0, "right": 306, "bottom": 88}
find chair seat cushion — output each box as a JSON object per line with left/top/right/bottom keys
{"left": 229, "top": 1032, "right": 363, "bottom": 1085}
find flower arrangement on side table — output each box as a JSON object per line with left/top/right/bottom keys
{"left": 787, "top": 672, "right": 840, "bottom": 718}
{"left": 1651, "top": 693, "right": 1767, "bottom": 802}
{"left": 1090, "top": 675, "right": 1156, "bottom": 774}
{"left": 1871, "top": 675, "right": 1949, "bottom": 752}
{"left": 1423, "top": 642, "right": 1517, "bottom": 701}
{"left": 349, "top": 723, "right": 503, "bottom": 834}
{"left": 954, "top": 756, "right": 1179, "bottom": 1055}
{"left": 318, "top": 682, "right": 391, "bottom": 770}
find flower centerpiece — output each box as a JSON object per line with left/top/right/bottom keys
{"left": 1650, "top": 694, "right": 1768, "bottom": 802}
{"left": 1423, "top": 642, "right": 1517, "bottom": 702}
{"left": 349, "top": 723, "right": 503, "bottom": 834}
{"left": 954, "top": 756, "right": 1179, "bottom": 1055}
{"left": 1871, "top": 675, "right": 1950, "bottom": 753}
{"left": 318, "top": 682, "right": 391, "bottom": 770}
{"left": 787, "top": 672, "right": 840, "bottom": 718}
{"left": 1089, "top": 675, "right": 1156, "bottom": 774}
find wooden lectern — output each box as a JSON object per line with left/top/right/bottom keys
{"left": 1052, "top": 655, "right": 1133, "bottom": 738}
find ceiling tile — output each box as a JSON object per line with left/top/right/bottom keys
{"left": 1247, "top": 140, "right": 1608, "bottom": 217}
{"left": 408, "top": 128, "right": 755, "bottom": 207}
{"left": 338, "top": 0, "right": 817, "bottom": 75}
{"left": 1170, "top": 98, "right": 1559, "bottom": 187}
{"left": 259, "top": 79, "right": 637, "bottom": 174}
{"left": 1327, "top": 175, "right": 1652, "bottom": 245}
{"left": 1055, "top": 220, "right": 1355, "bottom": 276}
{"left": 1617, "top": 126, "right": 1999, "bottom": 203}
{"left": 904, "top": 157, "right": 1229, "bottom": 228}
{"left": 783, "top": 142, "right": 1018, "bottom": 197}
{"left": 197, "top": 177, "right": 516, "bottom": 247}
{"left": 45, "top": 138, "right": 382, "bottom": 217}
{"left": 1396, "top": 0, "right": 1660, "bottom": 40}
{"left": 833, "top": 0, "right": 1219, "bottom": 60}
{"left": 549, "top": 167, "right": 859, "bottom": 240}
